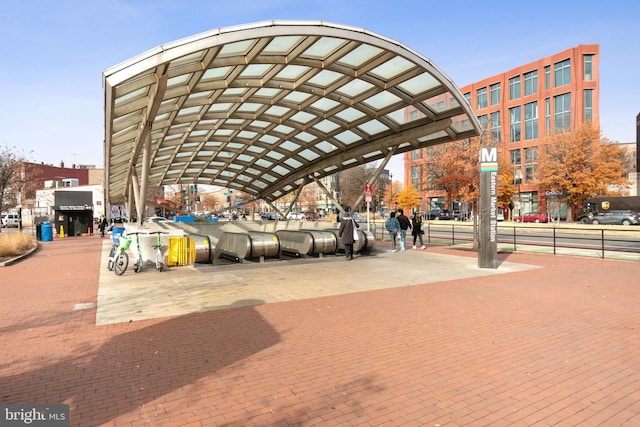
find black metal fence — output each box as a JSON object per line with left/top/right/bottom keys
{"left": 370, "top": 221, "right": 640, "bottom": 260}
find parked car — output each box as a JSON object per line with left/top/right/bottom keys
{"left": 589, "top": 210, "right": 640, "bottom": 226}
{"left": 514, "top": 212, "right": 548, "bottom": 223}
{"left": 261, "top": 212, "right": 280, "bottom": 220}
{"left": 1, "top": 213, "right": 20, "bottom": 228}
{"left": 425, "top": 209, "right": 450, "bottom": 220}
{"left": 351, "top": 212, "right": 368, "bottom": 223}
{"left": 452, "top": 210, "right": 468, "bottom": 221}
{"left": 439, "top": 209, "right": 452, "bottom": 220}
{"left": 286, "top": 212, "right": 305, "bottom": 220}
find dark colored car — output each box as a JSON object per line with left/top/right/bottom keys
{"left": 452, "top": 210, "right": 467, "bottom": 221}
{"left": 439, "top": 209, "right": 451, "bottom": 220}
{"left": 590, "top": 210, "right": 639, "bottom": 226}
{"left": 426, "top": 209, "right": 450, "bottom": 220}
{"left": 514, "top": 212, "right": 548, "bottom": 223}
{"left": 260, "top": 212, "right": 280, "bottom": 220}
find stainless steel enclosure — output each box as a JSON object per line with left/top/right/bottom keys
{"left": 328, "top": 229, "right": 375, "bottom": 254}
{"left": 276, "top": 230, "right": 338, "bottom": 257}
{"left": 213, "top": 232, "right": 280, "bottom": 263}
{"left": 191, "top": 234, "right": 212, "bottom": 263}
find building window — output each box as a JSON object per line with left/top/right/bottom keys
{"left": 554, "top": 93, "right": 571, "bottom": 132}
{"left": 509, "top": 106, "right": 521, "bottom": 142}
{"left": 584, "top": 55, "right": 593, "bottom": 81}
{"left": 524, "top": 102, "right": 538, "bottom": 140}
{"left": 524, "top": 147, "right": 538, "bottom": 183}
{"left": 411, "top": 165, "right": 419, "bottom": 189}
{"left": 490, "top": 111, "right": 501, "bottom": 143}
{"left": 478, "top": 114, "right": 488, "bottom": 132}
{"left": 427, "top": 163, "right": 435, "bottom": 191}
{"left": 545, "top": 98, "right": 551, "bottom": 136}
{"left": 409, "top": 109, "right": 419, "bottom": 120}
{"left": 490, "top": 82, "right": 501, "bottom": 106}
{"left": 427, "top": 146, "right": 435, "bottom": 158}
{"left": 524, "top": 70, "right": 538, "bottom": 96}
{"left": 463, "top": 92, "right": 471, "bottom": 106}
{"left": 509, "top": 76, "right": 521, "bottom": 100}
{"left": 411, "top": 149, "right": 420, "bottom": 160}
{"left": 477, "top": 87, "right": 488, "bottom": 109}
{"left": 510, "top": 149, "right": 521, "bottom": 168}
{"left": 554, "top": 59, "right": 571, "bottom": 87}
{"left": 544, "top": 65, "right": 551, "bottom": 90}
{"left": 584, "top": 89, "right": 593, "bottom": 122}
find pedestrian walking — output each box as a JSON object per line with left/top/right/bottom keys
{"left": 97, "top": 215, "right": 108, "bottom": 238}
{"left": 384, "top": 211, "right": 401, "bottom": 252}
{"left": 396, "top": 209, "right": 411, "bottom": 251}
{"left": 411, "top": 213, "right": 426, "bottom": 249}
{"left": 338, "top": 212, "right": 360, "bottom": 260}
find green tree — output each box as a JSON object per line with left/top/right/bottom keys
{"left": 536, "top": 123, "right": 630, "bottom": 216}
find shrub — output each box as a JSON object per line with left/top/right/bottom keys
{"left": 0, "top": 232, "right": 34, "bottom": 258}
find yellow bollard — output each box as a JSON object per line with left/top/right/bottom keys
{"left": 60, "top": 225, "right": 65, "bottom": 238}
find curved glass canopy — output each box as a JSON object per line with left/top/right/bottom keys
{"left": 103, "top": 20, "right": 480, "bottom": 212}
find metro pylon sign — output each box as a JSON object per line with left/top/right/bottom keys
{"left": 478, "top": 147, "right": 498, "bottom": 269}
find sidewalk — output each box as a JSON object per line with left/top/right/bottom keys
{"left": 1, "top": 236, "right": 639, "bottom": 426}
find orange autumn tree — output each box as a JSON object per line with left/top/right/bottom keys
{"left": 536, "top": 123, "right": 630, "bottom": 216}
{"left": 428, "top": 138, "right": 515, "bottom": 211}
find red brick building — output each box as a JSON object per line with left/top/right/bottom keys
{"left": 405, "top": 44, "right": 600, "bottom": 220}
{"left": 19, "top": 161, "right": 102, "bottom": 198}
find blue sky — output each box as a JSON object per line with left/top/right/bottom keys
{"left": 1, "top": 0, "right": 638, "bottom": 181}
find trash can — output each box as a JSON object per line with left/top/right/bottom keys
{"left": 41, "top": 221, "right": 53, "bottom": 242}
{"left": 36, "top": 223, "right": 42, "bottom": 241}
{"left": 111, "top": 226, "right": 125, "bottom": 243}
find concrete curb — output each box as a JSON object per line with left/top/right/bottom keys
{"left": 0, "top": 241, "right": 40, "bottom": 267}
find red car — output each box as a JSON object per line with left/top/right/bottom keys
{"left": 514, "top": 212, "right": 548, "bottom": 223}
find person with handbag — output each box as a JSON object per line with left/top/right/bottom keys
{"left": 411, "top": 213, "right": 426, "bottom": 249}
{"left": 338, "top": 211, "right": 360, "bottom": 260}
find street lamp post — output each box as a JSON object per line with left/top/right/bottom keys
{"left": 389, "top": 172, "right": 393, "bottom": 211}
{"left": 514, "top": 169, "right": 522, "bottom": 218}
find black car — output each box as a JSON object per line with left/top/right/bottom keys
{"left": 425, "top": 209, "right": 451, "bottom": 220}
{"left": 439, "top": 209, "right": 452, "bottom": 220}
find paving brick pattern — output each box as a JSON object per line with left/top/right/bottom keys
{"left": 1, "top": 237, "right": 640, "bottom": 426}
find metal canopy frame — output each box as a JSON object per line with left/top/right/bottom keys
{"left": 103, "top": 20, "right": 481, "bottom": 221}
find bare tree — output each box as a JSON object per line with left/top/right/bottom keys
{"left": 0, "top": 145, "right": 29, "bottom": 231}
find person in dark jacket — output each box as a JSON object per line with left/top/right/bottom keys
{"left": 411, "top": 214, "right": 426, "bottom": 249}
{"left": 338, "top": 212, "right": 360, "bottom": 260}
{"left": 98, "top": 215, "right": 108, "bottom": 238}
{"left": 396, "top": 209, "right": 411, "bottom": 251}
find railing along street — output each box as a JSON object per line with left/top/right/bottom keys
{"left": 371, "top": 220, "right": 640, "bottom": 260}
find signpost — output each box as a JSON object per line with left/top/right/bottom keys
{"left": 365, "top": 184, "right": 372, "bottom": 231}
{"left": 478, "top": 147, "right": 498, "bottom": 268}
